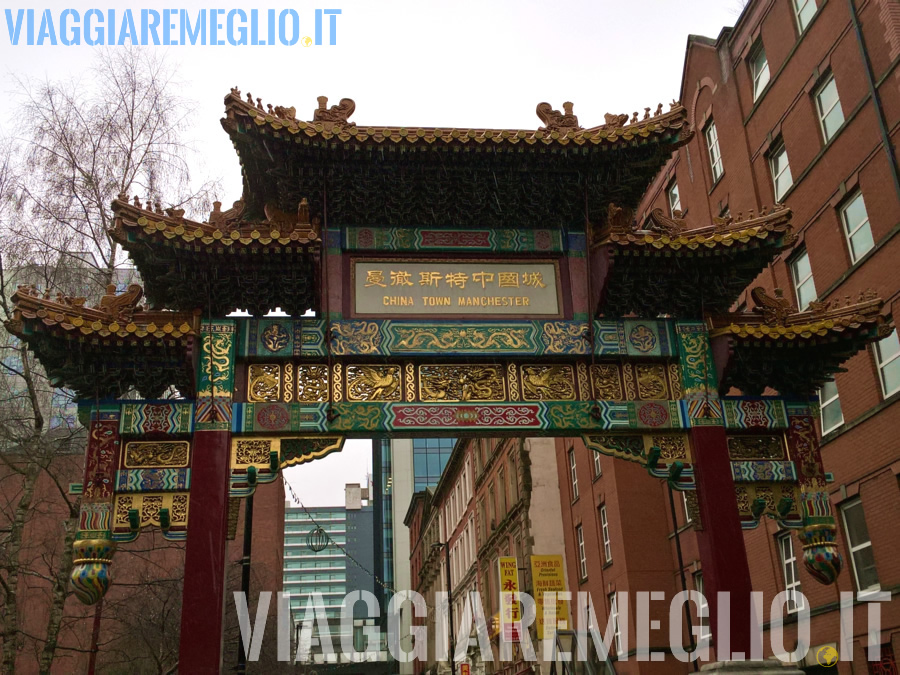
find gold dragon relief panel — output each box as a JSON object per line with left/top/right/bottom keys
{"left": 589, "top": 362, "right": 681, "bottom": 401}
{"left": 636, "top": 364, "right": 670, "bottom": 400}
{"left": 296, "top": 364, "right": 330, "bottom": 402}
{"left": 590, "top": 363, "right": 623, "bottom": 400}
{"left": 520, "top": 365, "right": 576, "bottom": 401}
{"left": 248, "top": 364, "right": 280, "bottom": 402}
{"left": 123, "top": 441, "right": 190, "bottom": 468}
{"left": 346, "top": 365, "right": 402, "bottom": 402}
{"left": 419, "top": 365, "right": 506, "bottom": 402}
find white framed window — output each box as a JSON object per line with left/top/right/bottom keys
{"left": 777, "top": 533, "right": 805, "bottom": 612}
{"left": 769, "top": 143, "right": 793, "bottom": 202}
{"left": 600, "top": 505, "right": 612, "bottom": 563}
{"left": 705, "top": 122, "right": 724, "bottom": 182}
{"left": 841, "top": 499, "right": 880, "bottom": 592}
{"left": 750, "top": 42, "right": 770, "bottom": 101}
{"left": 790, "top": 249, "right": 817, "bottom": 310}
{"left": 693, "top": 572, "right": 711, "bottom": 640}
{"left": 819, "top": 379, "right": 844, "bottom": 434}
{"left": 568, "top": 448, "right": 579, "bottom": 500}
{"left": 608, "top": 593, "right": 623, "bottom": 655}
{"left": 815, "top": 74, "right": 844, "bottom": 142}
{"left": 576, "top": 525, "right": 587, "bottom": 580}
{"left": 875, "top": 330, "right": 900, "bottom": 398}
{"left": 793, "top": 0, "right": 817, "bottom": 33}
{"left": 593, "top": 450, "right": 602, "bottom": 479}
{"left": 667, "top": 180, "right": 682, "bottom": 215}
{"left": 841, "top": 192, "right": 874, "bottom": 263}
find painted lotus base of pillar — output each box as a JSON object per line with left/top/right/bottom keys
{"left": 800, "top": 524, "right": 843, "bottom": 585}
{"left": 700, "top": 659, "right": 803, "bottom": 673}
{"left": 69, "top": 539, "right": 117, "bottom": 605}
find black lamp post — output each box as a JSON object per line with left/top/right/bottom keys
{"left": 432, "top": 542, "right": 456, "bottom": 675}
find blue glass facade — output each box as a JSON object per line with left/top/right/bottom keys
{"left": 413, "top": 437, "right": 454, "bottom": 492}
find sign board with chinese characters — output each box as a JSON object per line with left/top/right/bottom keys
{"left": 498, "top": 556, "right": 522, "bottom": 642}
{"left": 530, "top": 554, "right": 569, "bottom": 639}
{"left": 352, "top": 260, "right": 561, "bottom": 317}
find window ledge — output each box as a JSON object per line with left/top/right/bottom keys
{"left": 821, "top": 390, "right": 900, "bottom": 448}
{"left": 707, "top": 173, "right": 725, "bottom": 195}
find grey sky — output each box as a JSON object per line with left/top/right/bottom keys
{"left": 1, "top": 0, "right": 744, "bottom": 506}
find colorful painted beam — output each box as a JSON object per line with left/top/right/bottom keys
{"left": 237, "top": 317, "right": 677, "bottom": 358}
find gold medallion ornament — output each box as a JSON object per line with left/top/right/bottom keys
{"left": 419, "top": 365, "right": 506, "bottom": 402}
{"left": 248, "top": 364, "right": 280, "bottom": 402}
{"left": 346, "top": 365, "right": 402, "bottom": 401}
{"left": 521, "top": 365, "right": 576, "bottom": 400}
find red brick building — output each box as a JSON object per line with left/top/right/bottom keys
{"left": 0, "top": 447, "right": 285, "bottom": 674}
{"left": 406, "top": 437, "right": 569, "bottom": 675}
{"left": 555, "top": 0, "right": 900, "bottom": 672}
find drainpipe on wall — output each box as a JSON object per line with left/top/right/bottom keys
{"left": 848, "top": 0, "right": 900, "bottom": 203}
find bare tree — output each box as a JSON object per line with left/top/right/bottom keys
{"left": 11, "top": 47, "right": 218, "bottom": 284}
{"left": 0, "top": 49, "right": 219, "bottom": 674}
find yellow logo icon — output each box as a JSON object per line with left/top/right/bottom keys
{"left": 816, "top": 645, "right": 839, "bottom": 667}
{"left": 301, "top": 36, "right": 313, "bottom": 47}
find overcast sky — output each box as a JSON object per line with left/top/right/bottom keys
{"left": 1, "top": 0, "right": 744, "bottom": 506}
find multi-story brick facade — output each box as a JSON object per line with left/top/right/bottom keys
{"left": 557, "top": 0, "right": 900, "bottom": 672}
{"left": 406, "top": 438, "right": 570, "bottom": 675}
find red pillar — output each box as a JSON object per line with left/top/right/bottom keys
{"left": 691, "top": 425, "right": 754, "bottom": 659}
{"left": 178, "top": 429, "right": 232, "bottom": 673}
{"left": 179, "top": 320, "right": 237, "bottom": 673}
{"left": 676, "top": 322, "right": 754, "bottom": 660}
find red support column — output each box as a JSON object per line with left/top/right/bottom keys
{"left": 676, "top": 322, "right": 754, "bottom": 660}
{"left": 691, "top": 425, "right": 754, "bottom": 659}
{"left": 179, "top": 320, "right": 237, "bottom": 673}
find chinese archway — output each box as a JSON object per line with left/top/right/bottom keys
{"left": 6, "top": 91, "right": 892, "bottom": 673}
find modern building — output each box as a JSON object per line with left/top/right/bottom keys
{"left": 405, "top": 437, "right": 571, "bottom": 675}
{"left": 375, "top": 438, "right": 455, "bottom": 673}
{"left": 554, "top": 0, "right": 899, "bottom": 672}
{"left": 284, "top": 482, "right": 391, "bottom": 671}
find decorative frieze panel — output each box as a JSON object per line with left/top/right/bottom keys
{"left": 419, "top": 365, "right": 506, "bottom": 402}
{"left": 347, "top": 365, "right": 403, "bottom": 401}
{"left": 727, "top": 435, "right": 785, "bottom": 460}
{"left": 237, "top": 318, "right": 678, "bottom": 358}
{"left": 123, "top": 441, "right": 190, "bottom": 468}
{"left": 111, "top": 492, "right": 190, "bottom": 541}
{"left": 239, "top": 360, "right": 685, "bottom": 405}
{"left": 120, "top": 402, "right": 194, "bottom": 435}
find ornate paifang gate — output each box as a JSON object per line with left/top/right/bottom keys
{"left": 6, "top": 91, "right": 892, "bottom": 673}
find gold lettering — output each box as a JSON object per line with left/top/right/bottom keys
{"left": 366, "top": 270, "right": 387, "bottom": 288}
{"left": 390, "top": 270, "right": 414, "bottom": 287}
{"left": 498, "top": 272, "right": 519, "bottom": 288}
{"left": 419, "top": 272, "right": 442, "bottom": 287}
{"left": 472, "top": 272, "right": 495, "bottom": 289}
{"left": 445, "top": 272, "right": 469, "bottom": 289}
{"left": 522, "top": 272, "right": 547, "bottom": 289}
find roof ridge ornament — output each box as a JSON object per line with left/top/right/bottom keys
{"left": 751, "top": 287, "right": 793, "bottom": 325}
{"left": 536, "top": 101, "right": 582, "bottom": 133}
{"left": 312, "top": 96, "right": 356, "bottom": 129}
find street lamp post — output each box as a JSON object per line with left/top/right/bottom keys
{"left": 432, "top": 542, "right": 456, "bottom": 675}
